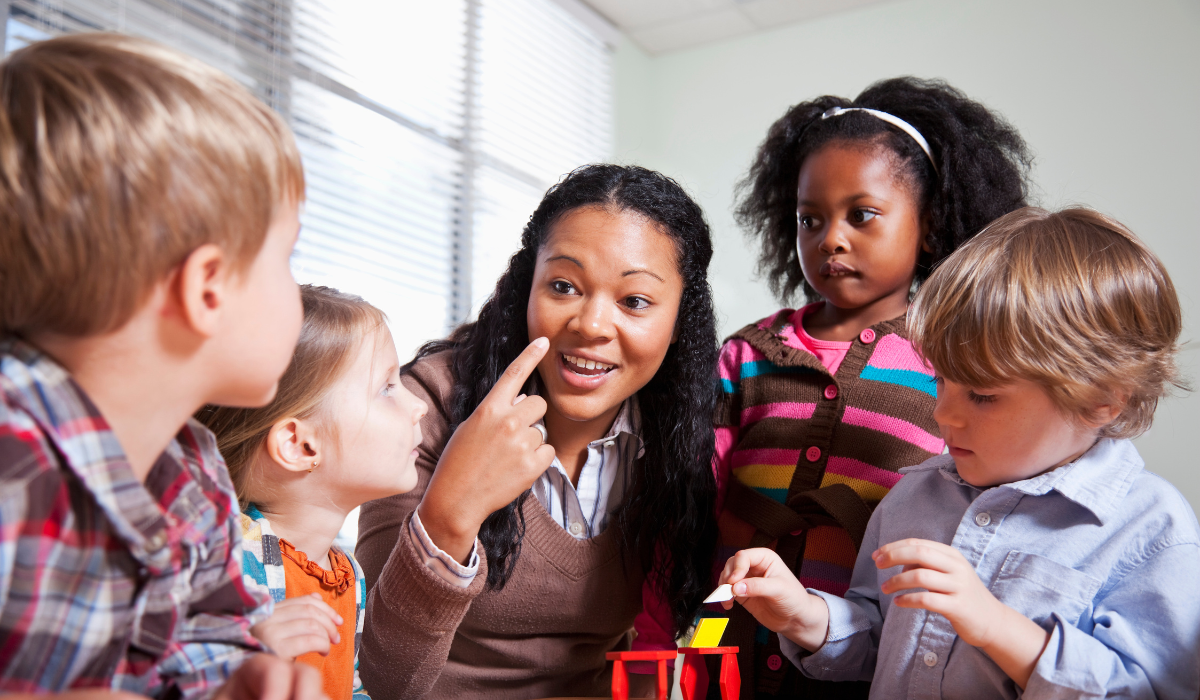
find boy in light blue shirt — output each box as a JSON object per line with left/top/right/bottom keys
{"left": 717, "top": 207, "right": 1200, "bottom": 699}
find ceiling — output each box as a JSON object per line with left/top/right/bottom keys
{"left": 579, "top": 0, "right": 900, "bottom": 54}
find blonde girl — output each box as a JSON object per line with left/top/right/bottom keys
{"left": 200, "top": 285, "right": 427, "bottom": 700}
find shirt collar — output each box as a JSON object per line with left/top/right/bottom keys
{"left": 599, "top": 396, "right": 642, "bottom": 450}
{"left": 1, "top": 337, "right": 179, "bottom": 566}
{"left": 531, "top": 392, "right": 645, "bottom": 455}
{"left": 936, "top": 438, "right": 1141, "bottom": 525}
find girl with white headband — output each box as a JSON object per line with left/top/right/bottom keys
{"left": 631, "top": 77, "right": 1033, "bottom": 699}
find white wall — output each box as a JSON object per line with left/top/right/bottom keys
{"left": 614, "top": 0, "right": 1200, "bottom": 508}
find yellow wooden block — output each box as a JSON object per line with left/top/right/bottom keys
{"left": 686, "top": 617, "right": 729, "bottom": 648}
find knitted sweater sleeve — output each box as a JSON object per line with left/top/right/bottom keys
{"left": 356, "top": 351, "right": 488, "bottom": 698}
{"left": 358, "top": 512, "right": 488, "bottom": 698}
{"left": 713, "top": 337, "right": 745, "bottom": 515}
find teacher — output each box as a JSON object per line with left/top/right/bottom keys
{"left": 356, "top": 164, "right": 720, "bottom": 699}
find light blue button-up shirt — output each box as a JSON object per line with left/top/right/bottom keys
{"left": 781, "top": 438, "right": 1200, "bottom": 699}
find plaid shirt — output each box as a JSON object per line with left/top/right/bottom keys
{"left": 0, "top": 338, "right": 268, "bottom": 698}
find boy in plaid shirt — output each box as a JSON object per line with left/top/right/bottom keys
{"left": 0, "top": 33, "right": 320, "bottom": 700}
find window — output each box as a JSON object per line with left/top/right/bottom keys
{"left": 3, "top": 0, "right": 616, "bottom": 359}
{"left": 4, "top": 0, "right": 615, "bottom": 547}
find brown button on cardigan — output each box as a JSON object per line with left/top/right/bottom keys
{"left": 356, "top": 351, "right": 644, "bottom": 700}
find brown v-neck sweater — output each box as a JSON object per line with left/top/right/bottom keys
{"left": 356, "top": 351, "right": 644, "bottom": 700}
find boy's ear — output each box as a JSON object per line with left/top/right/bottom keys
{"left": 266, "top": 417, "right": 322, "bottom": 474}
{"left": 174, "top": 243, "right": 229, "bottom": 338}
{"left": 1088, "top": 394, "right": 1127, "bottom": 430}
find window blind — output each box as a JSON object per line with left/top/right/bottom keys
{"left": 3, "top": 0, "right": 615, "bottom": 360}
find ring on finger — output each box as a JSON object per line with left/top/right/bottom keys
{"left": 533, "top": 423, "right": 548, "bottom": 445}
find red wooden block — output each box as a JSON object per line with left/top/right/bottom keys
{"left": 606, "top": 650, "right": 676, "bottom": 700}
{"left": 719, "top": 650, "right": 740, "bottom": 700}
{"left": 610, "top": 659, "right": 627, "bottom": 700}
{"left": 677, "top": 647, "right": 739, "bottom": 700}
{"left": 679, "top": 653, "right": 708, "bottom": 700}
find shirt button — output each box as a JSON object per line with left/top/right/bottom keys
{"left": 823, "top": 384, "right": 838, "bottom": 400}
{"left": 859, "top": 328, "right": 876, "bottom": 344}
{"left": 146, "top": 532, "right": 166, "bottom": 551}
{"left": 569, "top": 522, "right": 583, "bottom": 536}
{"left": 975, "top": 512, "right": 991, "bottom": 527}
{"left": 923, "top": 651, "right": 938, "bottom": 667}
{"left": 603, "top": 440, "right": 615, "bottom": 448}
{"left": 805, "top": 446, "right": 822, "bottom": 462}
{"left": 767, "top": 654, "right": 783, "bottom": 671}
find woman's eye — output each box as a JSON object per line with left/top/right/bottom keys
{"left": 967, "top": 390, "right": 996, "bottom": 405}
{"left": 381, "top": 383, "right": 396, "bottom": 398}
{"left": 550, "top": 280, "right": 576, "bottom": 295}
{"left": 623, "top": 296, "right": 650, "bottom": 310}
{"left": 850, "top": 209, "right": 878, "bottom": 224}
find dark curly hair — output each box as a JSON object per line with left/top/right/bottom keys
{"left": 735, "top": 76, "right": 1033, "bottom": 303}
{"left": 408, "top": 164, "right": 719, "bottom": 637}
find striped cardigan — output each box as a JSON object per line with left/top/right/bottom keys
{"left": 714, "top": 309, "right": 943, "bottom": 698}
{"left": 240, "top": 504, "right": 369, "bottom": 700}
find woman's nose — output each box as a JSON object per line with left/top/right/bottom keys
{"left": 569, "top": 296, "right": 615, "bottom": 340}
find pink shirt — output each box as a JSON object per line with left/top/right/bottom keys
{"left": 785, "top": 302, "right": 852, "bottom": 374}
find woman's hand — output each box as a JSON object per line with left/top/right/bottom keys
{"left": 874, "top": 538, "right": 1049, "bottom": 687}
{"left": 417, "top": 337, "right": 557, "bottom": 563}
{"left": 250, "top": 593, "right": 342, "bottom": 661}
{"left": 719, "top": 548, "right": 830, "bottom": 651}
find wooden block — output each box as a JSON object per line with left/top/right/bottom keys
{"left": 685, "top": 617, "right": 730, "bottom": 648}
{"left": 718, "top": 650, "right": 740, "bottom": 700}
{"left": 610, "top": 659, "right": 627, "bottom": 700}
{"left": 679, "top": 653, "right": 709, "bottom": 700}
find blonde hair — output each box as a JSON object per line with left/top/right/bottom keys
{"left": 198, "top": 285, "right": 386, "bottom": 505}
{"left": 909, "top": 206, "right": 1185, "bottom": 439}
{"left": 0, "top": 32, "right": 305, "bottom": 337}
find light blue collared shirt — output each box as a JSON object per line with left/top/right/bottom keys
{"left": 782, "top": 438, "right": 1200, "bottom": 699}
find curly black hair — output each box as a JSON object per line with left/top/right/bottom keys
{"left": 735, "top": 76, "right": 1033, "bottom": 304}
{"left": 408, "top": 164, "right": 719, "bottom": 638}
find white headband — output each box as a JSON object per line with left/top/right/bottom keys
{"left": 821, "top": 106, "right": 938, "bottom": 174}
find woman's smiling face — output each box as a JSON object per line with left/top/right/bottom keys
{"left": 526, "top": 205, "right": 683, "bottom": 425}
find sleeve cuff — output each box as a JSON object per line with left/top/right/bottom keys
{"left": 1024, "top": 613, "right": 1108, "bottom": 699}
{"left": 795, "top": 589, "right": 875, "bottom": 679}
{"left": 408, "top": 510, "right": 479, "bottom": 589}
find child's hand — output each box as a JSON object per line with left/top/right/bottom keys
{"left": 874, "top": 539, "right": 1003, "bottom": 647}
{"left": 215, "top": 653, "right": 327, "bottom": 700}
{"left": 719, "top": 548, "right": 830, "bottom": 652}
{"left": 250, "top": 593, "right": 342, "bottom": 661}
{"left": 874, "top": 538, "right": 1050, "bottom": 688}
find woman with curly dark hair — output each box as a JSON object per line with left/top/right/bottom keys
{"left": 712, "top": 77, "right": 1033, "bottom": 698}
{"left": 355, "top": 164, "right": 719, "bottom": 699}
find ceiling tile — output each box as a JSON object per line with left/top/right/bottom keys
{"left": 628, "top": 7, "right": 757, "bottom": 53}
